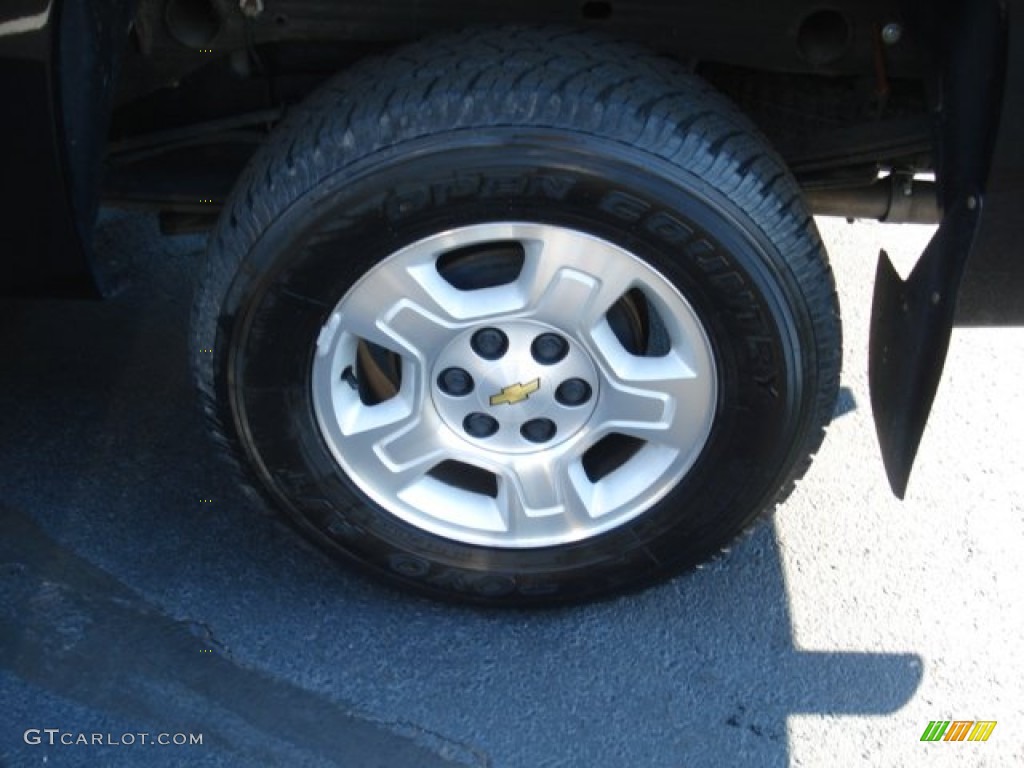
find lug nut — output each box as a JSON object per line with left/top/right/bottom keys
{"left": 438, "top": 367, "right": 474, "bottom": 396}
{"left": 555, "top": 378, "right": 592, "bottom": 406}
{"left": 464, "top": 412, "right": 499, "bottom": 438}
{"left": 471, "top": 328, "right": 509, "bottom": 360}
{"left": 531, "top": 333, "right": 569, "bottom": 364}
{"left": 521, "top": 418, "right": 557, "bottom": 443}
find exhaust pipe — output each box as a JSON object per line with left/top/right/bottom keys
{"left": 804, "top": 175, "right": 939, "bottom": 224}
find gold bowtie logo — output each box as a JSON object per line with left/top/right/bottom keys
{"left": 489, "top": 378, "right": 540, "bottom": 406}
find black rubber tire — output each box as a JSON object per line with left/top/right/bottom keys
{"left": 192, "top": 26, "right": 841, "bottom": 606}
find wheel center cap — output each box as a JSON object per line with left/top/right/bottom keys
{"left": 431, "top": 321, "right": 600, "bottom": 454}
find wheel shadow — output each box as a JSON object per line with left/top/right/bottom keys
{"left": 834, "top": 385, "right": 858, "bottom": 419}
{"left": 0, "top": 211, "right": 920, "bottom": 767}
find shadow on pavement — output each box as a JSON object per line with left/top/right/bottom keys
{"left": 834, "top": 386, "right": 858, "bottom": 419}
{"left": 0, "top": 211, "right": 921, "bottom": 767}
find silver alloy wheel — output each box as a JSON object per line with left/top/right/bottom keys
{"left": 311, "top": 223, "right": 717, "bottom": 548}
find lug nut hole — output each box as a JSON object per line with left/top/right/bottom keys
{"left": 531, "top": 333, "right": 569, "bottom": 364}
{"left": 438, "top": 367, "right": 474, "bottom": 396}
{"left": 521, "top": 418, "right": 557, "bottom": 443}
{"left": 556, "top": 378, "right": 592, "bottom": 406}
{"left": 471, "top": 328, "right": 509, "bottom": 360}
{"left": 464, "top": 412, "right": 499, "bottom": 438}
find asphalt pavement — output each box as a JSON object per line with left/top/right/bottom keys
{"left": 0, "top": 212, "right": 1020, "bottom": 767}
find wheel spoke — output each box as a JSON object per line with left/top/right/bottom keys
{"left": 378, "top": 417, "right": 452, "bottom": 488}
{"left": 341, "top": 400, "right": 449, "bottom": 491}
{"left": 498, "top": 456, "right": 563, "bottom": 519}
{"left": 495, "top": 455, "right": 599, "bottom": 540}
{"left": 519, "top": 238, "right": 628, "bottom": 331}
{"left": 334, "top": 274, "right": 451, "bottom": 359}
{"left": 591, "top": 325, "right": 712, "bottom": 446}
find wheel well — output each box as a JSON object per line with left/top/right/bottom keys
{"left": 103, "top": 0, "right": 933, "bottom": 229}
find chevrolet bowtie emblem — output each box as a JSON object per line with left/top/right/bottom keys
{"left": 489, "top": 378, "right": 540, "bottom": 406}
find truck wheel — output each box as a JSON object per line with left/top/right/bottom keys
{"left": 192, "top": 27, "right": 840, "bottom": 605}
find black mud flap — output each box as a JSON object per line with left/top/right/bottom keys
{"left": 869, "top": 199, "right": 980, "bottom": 498}
{"left": 869, "top": 0, "right": 1010, "bottom": 497}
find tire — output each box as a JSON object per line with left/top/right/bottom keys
{"left": 192, "top": 26, "right": 841, "bottom": 605}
